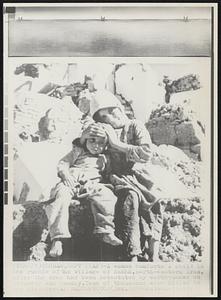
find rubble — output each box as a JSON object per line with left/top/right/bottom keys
{"left": 14, "top": 92, "right": 83, "bottom": 143}
{"left": 12, "top": 63, "right": 205, "bottom": 262}
{"left": 114, "top": 63, "right": 165, "bottom": 123}
{"left": 163, "top": 74, "right": 201, "bottom": 103}
{"left": 146, "top": 103, "right": 205, "bottom": 160}
{"left": 13, "top": 148, "right": 204, "bottom": 262}
{"left": 160, "top": 196, "right": 203, "bottom": 262}
{"left": 151, "top": 144, "right": 201, "bottom": 193}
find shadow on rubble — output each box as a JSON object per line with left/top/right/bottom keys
{"left": 13, "top": 201, "right": 123, "bottom": 261}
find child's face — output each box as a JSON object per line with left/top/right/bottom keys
{"left": 86, "top": 136, "right": 107, "bottom": 155}
{"left": 97, "top": 107, "right": 126, "bottom": 129}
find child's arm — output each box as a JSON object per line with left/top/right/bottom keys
{"left": 57, "top": 147, "right": 81, "bottom": 190}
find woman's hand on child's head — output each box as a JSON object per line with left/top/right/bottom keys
{"left": 81, "top": 123, "right": 106, "bottom": 144}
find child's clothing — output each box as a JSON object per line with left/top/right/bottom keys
{"left": 45, "top": 141, "right": 117, "bottom": 242}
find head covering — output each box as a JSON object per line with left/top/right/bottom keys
{"left": 90, "top": 90, "right": 124, "bottom": 118}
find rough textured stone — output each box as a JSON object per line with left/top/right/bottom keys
{"left": 115, "top": 63, "right": 165, "bottom": 123}
{"left": 12, "top": 63, "right": 205, "bottom": 262}
{"left": 14, "top": 92, "right": 82, "bottom": 142}
{"left": 146, "top": 103, "right": 204, "bottom": 160}
{"left": 13, "top": 153, "right": 203, "bottom": 262}
{"left": 13, "top": 200, "right": 121, "bottom": 261}
{"left": 160, "top": 196, "right": 203, "bottom": 262}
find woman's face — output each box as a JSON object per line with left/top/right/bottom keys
{"left": 97, "top": 107, "right": 126, "bottom": 129}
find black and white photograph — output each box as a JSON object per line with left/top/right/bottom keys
{"left": 3, "top": 3, "right": 217, "bottom": 298}
{"left": 12, "top": 60, "right": 208, "bottom": 263}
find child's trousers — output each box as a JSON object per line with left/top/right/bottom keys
{"left": 45, "top": 182, "right": 117, "bottom": 241}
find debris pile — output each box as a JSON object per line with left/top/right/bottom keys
{"left": 151, "top": 145, "right": 201, "bottom": 193}
{"left": 12, "top": 147, "right": 204, "bottom": 262}
{"left": 146, "top": 104, "right": 204, "bottom": 160}
{"left": 160, "top": 196, "right": 203, "bottom": 262}
{"left": 163, "top": 74, "right": 201, "bottom": 94}
{"left": 14, "top": 92, "right": 83, "bottom": 143}
{"left": 12, "top": 64, "right": 205, "bottom": 262}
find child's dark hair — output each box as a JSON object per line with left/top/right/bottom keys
{"left": 72, "top": 138, "right": 88, "bottom": 152}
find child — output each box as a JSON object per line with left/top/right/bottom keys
{"left": 45, "top": 124, "right": 122, "bottom": 257}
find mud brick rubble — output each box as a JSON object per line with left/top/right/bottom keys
{"left": 146, "top": 103, "right": 204, "bottom": 160}
{"left": 13, "top": 105, "right": 204, "bottom": 262}
{"left": 12, "top": 66, "right": 205, "bottom": 262}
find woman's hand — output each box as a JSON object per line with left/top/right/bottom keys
{"left": 80, "top": 123, "right": 106, "bottom": 144}
{"left": 103, "top": 124, "right": 120, "bottom": 148}
{"left": 128, "top": 145, "right": 152, "bottom": 163}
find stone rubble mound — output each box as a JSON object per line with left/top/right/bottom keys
{"left": 12, "top": 64, "right": 205, "bottom": 262}
{"left": 14, "top": 92, "right": 83, "bottom": 143}
{"left": 13, "top": 144, "right": 204, "bottom": 262}
{"left": 146, "top": 103, "right": 204, "bottom": 160}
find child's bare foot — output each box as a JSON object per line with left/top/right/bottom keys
{"left": 49, "top": 239, "right": 63, "bottom": 257}
{"left": 130, "top": 255, "right": 138, "bottom": 262}
{"left": 97, "top": 233, "right": 123, "bottom": 246}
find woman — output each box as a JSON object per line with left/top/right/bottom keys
{"left": 78, "top": 90, "right": 165, "bottom": 261}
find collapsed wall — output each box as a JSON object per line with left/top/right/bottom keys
{"left": 146, "top": 103, "right": 205, "bottom": 160}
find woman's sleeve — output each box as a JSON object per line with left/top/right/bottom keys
{"left": 126, "top": 120, "right": 153, "bottom": 163}
{"left": 132, "top": 120, "right": 152, "bottom": 145}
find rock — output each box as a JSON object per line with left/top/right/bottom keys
{"left": 14, "top": 92, "right": 82, "bottom": 142}
{"left": 13, "top": 201, "right": 94, "bottom": 261}
{"left": 148, "top": 122, "right": 177, "bottom": 145}
{"left": 13, "top": 202, "right": 48, "bottom": 261}
{"left": 13, "top": 200, "right": 121, "bottom": 261}
{"left": 13, "top": 142, "right": 72, "bottom": 203}
{"left": 12, "top": 64, "right": 205, "bottom": 262}
{"left": 115, "top": 64, "right": 165, "bottom": 123}
{"left": 175, "top": 122, "right": 200, "bottom": 146}
{"left": 13, "top": 189, "right": 204, "bottom": 262}
{"left": 160, "top": 196, "right": 204, "bottom": 262}
{"left": 146, "top": 103, "right": 205, "bottom": 160}
{"left": 151, "top": 144, "right": 200, "bottom": 194}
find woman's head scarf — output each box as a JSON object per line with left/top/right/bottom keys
{"left": 90, "top": 90, "right": 124, "bottom": 118}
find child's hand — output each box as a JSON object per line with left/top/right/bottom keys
{"left": 60, "top": 171, "right": 77, "bottom": 191}
{"left": 76, "top": 180, "right": 99, "bottom": 199}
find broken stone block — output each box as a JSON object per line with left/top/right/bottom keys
{"left": 115, "top": 63, "right": 165, "bottom": 123}
{"left": 13, "top": 192, "right": 204, "bottom": 262}
{"left": 13, "top": 142, "right": 72, "bottom": 203}
{"left": 146, "top": 104, "right": 204, "bottom": 160}
{"left": 175, "top": 122, "right": 200, "bottom": 147}
{"left": 147, "top": 122, "right": 177, "bottom": 146}
{"left": 14, "top": 92, "right": 82, "bottom": 142}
